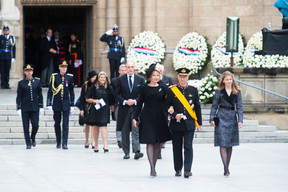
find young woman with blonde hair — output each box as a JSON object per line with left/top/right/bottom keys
{"left": 209, "top": 71, "right": 243, "bottom": 176}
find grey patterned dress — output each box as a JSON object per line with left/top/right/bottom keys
{"left": 209, "top": 88, "right": 243, "bottom": 147}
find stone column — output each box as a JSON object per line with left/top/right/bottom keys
{"left": 143, "top": 0, "right": 156, "bottom": 31}
{"left": 106, "top": 0, "right": 117, "bottom": 30}
{"left": 131, "top": 0, "right": 143, "bottom": 36}
{"left": 118, "top": 0, "right": 130, "bottom": 44}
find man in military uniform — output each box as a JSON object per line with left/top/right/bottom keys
{"left": 100, "top": 24, "right": 125, "bottom": 80}
{"left": 0, "top": 25, "right": 16, "bottom": 89}
{"left": 167, "top": 68, "right": 202, "bottom": 178}
{"left": 16, "top": 64, "right": 43, "bottom": 149}
{"left": 47, "top": 60, "right": 75, "bottom": 150}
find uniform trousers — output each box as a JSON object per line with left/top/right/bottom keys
{"left": 21, "top": 111, "right": 39, "bottom": 146}
{"left": 41, "top": 57, "right": 53, "bottom": 86}
{"left": 53, "top": 110, "right": 70, "bottom": 145}
{"left": 121, "top": 107, "right": 140, "bottom": 154}
{"left": 109, "top": 59, "right": 120, "bottom": 80}
{"left": 0, "top": 59, "right": 11, "bottom": 88}
{"left": 172, "top": 129, "right": 195, "bottom": 172}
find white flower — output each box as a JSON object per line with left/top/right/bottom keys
{"left": 198, "top": 74, "right": 219, "bottom": 104}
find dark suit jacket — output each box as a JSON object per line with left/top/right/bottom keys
{"left": 47, "top": 73, "right": 75, "bottom": 111}
{"left": 40, "top": 37, "right": 56, "bottom": 68}
{"left": 161, "top": 75, "right": 173, "bottom": 87}
{"left": 115, "top": 74, "right": 145, "bottom": 131}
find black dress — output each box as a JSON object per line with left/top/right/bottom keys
{"left": 133, "top": 84, "right": 172, "bottom": 144}
{"left": 85, "top": 85, "right": 114, "bottom": 126}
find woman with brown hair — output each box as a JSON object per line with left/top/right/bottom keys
{"left": 86, "top": 71, "right": 114, "bottom": 153}
{"left": 209, "top": 71, "right": 243, "bottom": 176}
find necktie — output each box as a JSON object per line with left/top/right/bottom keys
{"left": 129, "top": 76, "right": 133, "bottom": 92}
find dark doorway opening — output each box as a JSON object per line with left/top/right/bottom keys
{"left": 23, "top": 6, "right": 92, "bottom": 85}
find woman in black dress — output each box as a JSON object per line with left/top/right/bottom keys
{"left": 79, "top": 70, "right": 97, "bottom": 148}
{"left": 209, "top": 71, "right": 243, "bottom": 176}
{"left": 86, "top": 71, "right": 114, "bottom": 153}
{"left": 133, "top": 64, "right": 172, "bottom": 177}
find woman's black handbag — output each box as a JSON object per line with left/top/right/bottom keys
{"left": 213, "top": 116, "right": 219, "bottom": 126}
{"left": 79, "top": 114, "right": 85, "bottom": 126}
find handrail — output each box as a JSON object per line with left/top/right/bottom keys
{"left": 212, "top": 68, "right": 288, "bottom": 102}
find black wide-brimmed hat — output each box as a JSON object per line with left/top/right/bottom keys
{"left": 23, "top": 64, "right": 34, "bottom": 71}
{"left": 146, "top": 64, "right": 158, "bottom": 79}
{"left": 87, "top": 70, "right": 97, "bottom": 80}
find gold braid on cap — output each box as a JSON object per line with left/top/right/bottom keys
{"left": 50, "top": 75, "right": 63, "bottom": 96}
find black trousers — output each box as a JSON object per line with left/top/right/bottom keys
{"left": 171, "top": 129, "right": 195, "bottom": 172}
{"left": 21, "top": 111, "right": 39, "bottom": 146}
{"left": 109, "top": 59, "right": 121, "bottom": 80}
{"left": 0, "top": 59, "right": 11, "bottom": 88}
{"left": 53, "top": 110, "right": 70, "bottom": 145}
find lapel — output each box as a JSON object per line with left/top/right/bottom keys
{"left": 221, "top": 88, "right": 236, "bottom": 106}
{"left": 132, "top": 75, "right": 138, "bottom": 91}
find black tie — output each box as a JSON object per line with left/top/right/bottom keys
{"left": 129, "top": 76, "right": 133, "bottom": 92}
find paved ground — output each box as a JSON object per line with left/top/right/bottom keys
{"left": 0, "top": 143, "right": 287, "bottom": 192}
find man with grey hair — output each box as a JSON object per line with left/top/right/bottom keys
{"left": 115, "top": 61, "right": 145, "bottom": 159}
{"left": 111, "top": 64, "right": 127, "bottom": 148}
{"left": 158, "top": 64, "right": 173, "bottom": 87}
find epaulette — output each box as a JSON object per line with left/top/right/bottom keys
{"left": 189, "top": 85, "right": 197, "bottom": 88}
{"left": 76, "top": 39, "right": 80, "bottom": 42}
{"left": 169, "top": 84, "right": 177, "bottom": 89}
{"left": 52, "top": 73, "right": 58, "bottom": 76}
{"left": 34, "top": 77, "right": 40, "bottom": 80}
{"left": 67, "top": 73, "right": 73, "bottom": 76}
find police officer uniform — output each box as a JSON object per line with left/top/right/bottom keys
{"left": 47, "top": 61, "right": 75, "bottom": 149}
{"left": 167, "top": 68, "right": 202, "bottom": 178}
{"left": 100, "top": 25, "right": 125, "bottom": 80}
{"left": 16, "top": 64, "right": 43, "bottom": 149}
{"left": 0, "top": 25, "right": 16, "bottom": 89}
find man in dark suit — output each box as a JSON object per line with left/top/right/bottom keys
{"left": 47, "top": 60, "right": 75, "bottom": 149}
{"left": 158, "top": 64, "right": 173, "bottom": 87}
{"left": 111, "top": 64, "right": 127, "bottom": 148}
{"left": 0, "top": 25, "right": 16, "bottom": 89}
{"left": 100, "top": 24, "right": 125, "bottom": 80}
{"left": 40, "top": 28, "right": 57, "bottom": 87}
{"left": 167, "top": 68, "right": 202, "bottom": 178}
{"left": 115, "top": 61, "right": 145, "bottom": 159}
{"left": 16, "top": 64, "right": 43, "bottom": 149}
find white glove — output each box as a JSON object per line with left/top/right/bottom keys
{"left": 11, "top": 58, "right": 15, "bottom": 63}
{"left": 40, "top": 108, "right": 44, "bottom": 116}
{"left": 105, "top": 29, "right": 113, "bottom": 35}
{"left": 47, "top": 106, "right": 52, "bottom": 111}
{"left": 17, "top": 109, "right": 21, "bottom": 116}
{"left": 120, "top": 57, "right": 125, "bottom": 63}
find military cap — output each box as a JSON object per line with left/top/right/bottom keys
{"left": 176, "top": 68, "right": 190, "bottom": 76}
{"left": 23, "top": 64, "right": 34, "bottom": 71}
{"left": 58, "top": 60, "right": 68, "bottom": 67}
{"left": 112, "top": 24, "right": 119, "bottom": 32}
{"left": 54, "top": 30, "right": 60, "bottom": 35}
{"left": 3, "top": 25, "right": 9, "bottom": 31}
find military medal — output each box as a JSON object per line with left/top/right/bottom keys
{"left": 66, "top": 80, "right": 68, "bottom": 87}
{"left": 159, "top": 88, "right": 162, "bottom": 92}
{"left": 28, "top": 81, "right": 31, "bottom": 87}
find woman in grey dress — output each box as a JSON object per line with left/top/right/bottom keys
{"left": 209, "top": 71, "right": 243, "bottom": 176}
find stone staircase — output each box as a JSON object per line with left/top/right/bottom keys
{"left": 0, "top": 103, "right": 287, "bottom": 145}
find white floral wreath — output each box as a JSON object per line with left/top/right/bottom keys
{"left": 244, "top": 31, "right": 288, "bottom": 68}
{"left": 126, "top": 31, "right": 166, "bottom": 74}
{"left": 211, "top": 32, "right": 244, "bottom": 68}
{"left": 198, "top": 74, "right": 219, "bottom": 104}
{"left": 172, "top": 32, "right": 208, "bottom": 74}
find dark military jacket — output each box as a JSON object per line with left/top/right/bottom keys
{"left": 0, "top": 35, "right": 16, "bottom": 60}
{"left": 100, "top": 34, "right": 125, "bottom": 60}
{"left": 167, "top": 84, "right": 202, "bottom": 131}
{"left": 68, "top": 39, "right": 82, "bottom": 62}
{"left": 16, "top": 77, "right": 43, "bottom": 111}
{"left": 47, "top": 73, "right": 75, "bottom": 111}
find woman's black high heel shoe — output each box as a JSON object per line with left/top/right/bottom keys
{"left": 103, "top": 148, "right": 109, "bottom": 153}
{"left": 94, "top": 149, "right": 99, "bottom": 153}
{"left": 84, "top": 144, "right": 89, "bottom": 148}
{"left": 224, "top": 168, "right": 230, "bottom": 176}
{"left": 150, "top": 171, "right": 157, "bottom": 177}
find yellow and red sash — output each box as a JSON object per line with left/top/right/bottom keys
{"left": 171, "top": 86, "right": 199, "bottom": 127}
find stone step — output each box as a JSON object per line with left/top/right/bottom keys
{"left": 194, "top": 131, "right": 288, "bottom": 138}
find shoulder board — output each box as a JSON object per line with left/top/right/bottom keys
{"left": 18, "top": 79, "right": 23, "bottom": 82}
{"left": 76, "top": 40, "right": 80, "bottom": 42}
{"left": 188, "top": 85, "right": 197, "bottom": 88}
{"left": 34, "top": 77, "right": 40, "bottom": 80}
{"left": 168, "top": 84, "right": 177, "bottom": 89}
{"left": 67, "top": 73, "right": 73, "bottom": 76}
{"left": 52, "top": 73, "right": 58, "bottom": 76}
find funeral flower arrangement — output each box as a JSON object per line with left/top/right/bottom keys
{"left": 127, "top": 31, "right": 166, "bottom": 74}
{"left": 211, "top": 32, "right": 244, "bottom": 68}
{"left": 198, "top": 74, "right": 219, "bottom": 104}
{"left": 173, "top": 32, "right": 209, "bottom": 74}
{"left": 244, "top": 31, "right": 288, "bottom": 68}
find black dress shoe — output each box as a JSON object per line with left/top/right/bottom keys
{"left": 32, "top": 140, "right": 36, "bottom": 147}
{"left": 26, "top": 145, "right": 31, "bottom": 149}
{"left": 175, "top": 170, "right": 181, "bottom": 176}
{"left": 184, "top": 171, "right": 192, "bottom": 178}
{"left": 62, "top": 145, "right": 68, "bottom": 150}
{"left": 123, "top": 153, "right": 130, "bottom": 159}
{"left": 103, "top": 148, "right": 109, "bottom": 153}
{"left": 56, "top": 143, "right": 61, "bottom": 149}
{"left": 134, "top": 152, "right": 144, "bottom": 160}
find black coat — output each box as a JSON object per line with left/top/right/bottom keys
{"left": 0, "top": 35, "right": 16, "bottom": 60}
{"left": 47, "top": 73, "right": 75, "bottom": 111}
{"left": 100, "top": 34, "right": 125, "bottom": 60}
{"left": 115, "top": 74, "right": 145, "bottom": 131}
{"left": 16, "top": 77, "right": 43, "bottom": 111}
{"left": 133, "top": 84, "right": 171, "bottom": 144}
{"left": 167, "top": 84, "right": 202, "bottom": 131}
{"left": 161, "top": 75, "right": 173, "bottom": 87}
{"left": 79, "top": 81, "right": 93, "bottom": 111}
{"left": 40, "top": 37, "right": 56, "bottom": 68}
